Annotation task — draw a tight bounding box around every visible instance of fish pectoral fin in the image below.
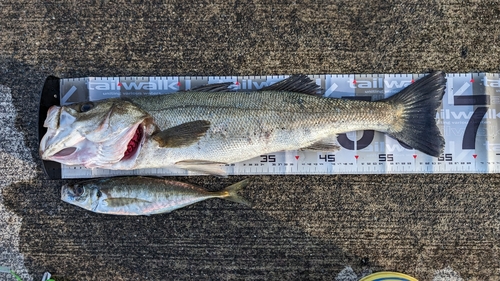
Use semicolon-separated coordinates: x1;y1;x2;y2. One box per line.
301;139;341;152
152;120;211;148
186;82;234;92
259;74;321;96
103;198;152;207
175;160;227;176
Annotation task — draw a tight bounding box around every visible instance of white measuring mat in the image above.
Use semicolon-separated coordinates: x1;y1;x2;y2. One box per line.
46;73;500;178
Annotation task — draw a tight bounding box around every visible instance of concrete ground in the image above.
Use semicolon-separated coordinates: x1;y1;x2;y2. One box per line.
1;1;499;280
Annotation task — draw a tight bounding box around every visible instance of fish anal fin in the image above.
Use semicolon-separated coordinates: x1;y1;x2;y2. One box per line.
259;74;321;96
153;120;210;148
175;160;227;176
302;140;340;152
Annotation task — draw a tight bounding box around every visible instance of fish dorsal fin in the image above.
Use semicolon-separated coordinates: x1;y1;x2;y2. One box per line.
188;82;234;92
152;120;211;148
259;74;321;95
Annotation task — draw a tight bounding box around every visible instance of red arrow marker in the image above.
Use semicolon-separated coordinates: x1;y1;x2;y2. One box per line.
355;155;359;159
295;156;299;160
473;154;477;159
352;79;357;84
117;82;122;87
177;81;181;86
470;78;475;83
411;79;415;83
413;154;417;159
235;81;240;85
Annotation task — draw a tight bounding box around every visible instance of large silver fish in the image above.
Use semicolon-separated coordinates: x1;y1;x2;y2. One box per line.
40;72;446;174
61;177;250;215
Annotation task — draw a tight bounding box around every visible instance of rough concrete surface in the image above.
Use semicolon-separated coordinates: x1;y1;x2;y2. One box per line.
0;0;499;280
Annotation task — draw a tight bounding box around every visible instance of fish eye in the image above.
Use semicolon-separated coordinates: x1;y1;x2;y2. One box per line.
74;185;84;196
96;190;102;198
80;102;94;112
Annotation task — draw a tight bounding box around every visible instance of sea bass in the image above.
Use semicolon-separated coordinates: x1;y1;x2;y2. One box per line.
40;72;446;174
61;177;250;215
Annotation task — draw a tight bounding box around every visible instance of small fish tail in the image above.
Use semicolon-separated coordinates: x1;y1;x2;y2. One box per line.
384;71;446;157
218;179;252;206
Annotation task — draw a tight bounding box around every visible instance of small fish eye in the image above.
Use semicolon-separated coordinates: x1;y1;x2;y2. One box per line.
80;102;94;112
96;190;102;198
74;185;84;196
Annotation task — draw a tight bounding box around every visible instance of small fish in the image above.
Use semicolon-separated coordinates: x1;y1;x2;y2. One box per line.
41;72;446;175
61;177;250;215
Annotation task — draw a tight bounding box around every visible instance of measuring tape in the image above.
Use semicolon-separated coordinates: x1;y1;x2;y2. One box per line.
38;73;500;179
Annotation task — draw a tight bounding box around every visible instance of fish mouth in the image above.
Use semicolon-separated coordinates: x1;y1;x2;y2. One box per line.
41;120;147;168
52;147;78;157
61;183;78;203
61;184;70;200
49;123;144;161
43;146;80;161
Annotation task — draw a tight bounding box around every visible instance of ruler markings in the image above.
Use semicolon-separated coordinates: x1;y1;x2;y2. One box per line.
55;73;500;178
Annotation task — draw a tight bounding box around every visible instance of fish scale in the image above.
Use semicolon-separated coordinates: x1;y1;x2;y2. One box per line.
132;91;393;164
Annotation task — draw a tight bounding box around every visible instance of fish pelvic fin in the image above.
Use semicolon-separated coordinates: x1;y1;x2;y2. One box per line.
153;120;211;148
301;139;341;152
217;179;252;207
384;71;446;157
174;160;228;176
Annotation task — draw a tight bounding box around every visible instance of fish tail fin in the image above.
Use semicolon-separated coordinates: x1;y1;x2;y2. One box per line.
384;71;446;157
218;179;252;207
